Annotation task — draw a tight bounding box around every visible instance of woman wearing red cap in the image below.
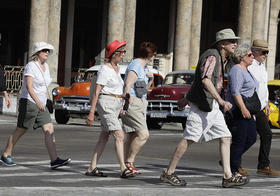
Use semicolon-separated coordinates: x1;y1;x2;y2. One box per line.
85;40;134;178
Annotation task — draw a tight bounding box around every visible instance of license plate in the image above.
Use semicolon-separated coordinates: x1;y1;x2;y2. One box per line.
150;113;167;118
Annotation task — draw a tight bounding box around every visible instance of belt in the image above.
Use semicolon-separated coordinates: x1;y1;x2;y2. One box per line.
101;94;122;98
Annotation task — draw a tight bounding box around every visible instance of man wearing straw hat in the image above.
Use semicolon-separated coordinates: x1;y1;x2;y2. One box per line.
248;39;280;176
160;28;248;188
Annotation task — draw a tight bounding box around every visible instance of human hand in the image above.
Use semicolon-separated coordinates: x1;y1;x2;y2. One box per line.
146;72;154;79
4;93;11;108
241;107;251;119
86;113;94;126
220;100;232;113
177;98;188;111
36;101;45;111
265;104;270;116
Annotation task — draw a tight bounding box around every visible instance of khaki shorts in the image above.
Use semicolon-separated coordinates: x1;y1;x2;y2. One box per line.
183;100;232;142
121;96;148;133
17;98;52;130
97;95;123;131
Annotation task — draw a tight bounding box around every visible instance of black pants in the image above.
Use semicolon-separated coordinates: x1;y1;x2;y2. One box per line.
255;110;272;169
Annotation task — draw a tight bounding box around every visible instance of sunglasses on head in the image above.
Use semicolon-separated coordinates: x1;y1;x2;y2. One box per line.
262;50;269;55
41;49;50;53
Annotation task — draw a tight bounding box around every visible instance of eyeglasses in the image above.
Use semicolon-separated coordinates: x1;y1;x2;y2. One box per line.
41;49;50;53
115;50;126;54
262;50;269;55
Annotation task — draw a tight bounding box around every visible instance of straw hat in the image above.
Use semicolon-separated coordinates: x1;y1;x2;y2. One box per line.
31;42;54;56
251;39;268;51
212;28;240;46
105;40;126;59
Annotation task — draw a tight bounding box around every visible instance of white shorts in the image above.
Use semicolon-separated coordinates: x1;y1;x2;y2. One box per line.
183;100;231;142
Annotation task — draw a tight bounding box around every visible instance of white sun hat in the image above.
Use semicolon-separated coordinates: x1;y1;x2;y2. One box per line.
31;42;54;56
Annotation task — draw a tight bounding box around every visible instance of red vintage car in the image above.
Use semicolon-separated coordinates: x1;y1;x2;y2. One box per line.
147;70;195;129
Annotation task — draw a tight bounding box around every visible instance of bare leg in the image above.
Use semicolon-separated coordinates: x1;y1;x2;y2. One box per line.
42;123;57;162
3;127;27;157
112;130;126;171
124;133;136;161
220;137;232;179
126;130;149;163
166;139;194;175
88;131;110;172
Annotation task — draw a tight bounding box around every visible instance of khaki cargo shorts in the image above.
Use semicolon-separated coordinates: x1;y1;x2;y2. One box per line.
121;96;148;133
17;98;52;130
97;95;123;131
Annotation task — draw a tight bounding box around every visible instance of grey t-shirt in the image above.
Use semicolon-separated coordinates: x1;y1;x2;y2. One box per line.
226;65;259;106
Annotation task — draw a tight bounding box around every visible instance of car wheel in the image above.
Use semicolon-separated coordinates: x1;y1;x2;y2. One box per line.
55;110;70;124
147;117;163;129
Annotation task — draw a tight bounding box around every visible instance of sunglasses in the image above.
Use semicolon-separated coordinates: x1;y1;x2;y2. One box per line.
115;50;126;54
246;53;253;57
226;39;237;44
41;49;50;53
262;50;269;55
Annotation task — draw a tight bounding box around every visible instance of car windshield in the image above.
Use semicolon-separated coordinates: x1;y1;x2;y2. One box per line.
163;73;194;85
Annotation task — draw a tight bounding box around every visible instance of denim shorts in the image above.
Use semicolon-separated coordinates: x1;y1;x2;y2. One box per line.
17;98;52;130
97;95;123;131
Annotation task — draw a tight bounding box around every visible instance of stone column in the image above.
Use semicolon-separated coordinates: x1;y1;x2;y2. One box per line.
238;0;254;44
267;0;280;80
173;0;192;71
107;0;126;45
64;0;75;86
252;0;267;41
124;0;136;62
48;0;61;88
29;0;50;55
189;0;202;67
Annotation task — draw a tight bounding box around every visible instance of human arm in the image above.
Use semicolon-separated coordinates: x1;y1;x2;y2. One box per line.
122;70;138;100
202;78;232;112
26;76;45;111
264;103;270;116
146;72;154;88
86;84;103;126
3;91;11;108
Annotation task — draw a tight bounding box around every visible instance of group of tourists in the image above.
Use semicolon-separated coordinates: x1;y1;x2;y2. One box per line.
0;28;279;188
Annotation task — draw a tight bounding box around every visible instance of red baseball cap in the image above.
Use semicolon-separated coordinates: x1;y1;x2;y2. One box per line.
105;40;126;59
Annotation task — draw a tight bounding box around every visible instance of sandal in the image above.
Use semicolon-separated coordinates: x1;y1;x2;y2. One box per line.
120;168;135;178
85;167;107;177
222;173;249;188
160;171;187;186
125;161;141;174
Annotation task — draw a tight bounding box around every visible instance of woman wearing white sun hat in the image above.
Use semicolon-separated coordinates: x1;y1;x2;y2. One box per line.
0;42;71;169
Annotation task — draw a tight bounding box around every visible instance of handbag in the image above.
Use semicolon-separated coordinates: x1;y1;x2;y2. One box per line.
134;80;147;97
242;91;261;115
46;99;53;113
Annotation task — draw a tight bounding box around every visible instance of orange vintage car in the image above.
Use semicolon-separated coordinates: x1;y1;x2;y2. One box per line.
52;64;165;124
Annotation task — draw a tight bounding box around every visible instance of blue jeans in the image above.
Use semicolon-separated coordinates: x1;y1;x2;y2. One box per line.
230;117;257;173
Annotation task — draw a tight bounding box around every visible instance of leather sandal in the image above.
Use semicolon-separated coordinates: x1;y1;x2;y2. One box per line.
85;167;107;177
120;168;135;178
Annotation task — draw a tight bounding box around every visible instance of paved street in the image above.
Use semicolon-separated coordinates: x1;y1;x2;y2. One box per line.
0;114;280;196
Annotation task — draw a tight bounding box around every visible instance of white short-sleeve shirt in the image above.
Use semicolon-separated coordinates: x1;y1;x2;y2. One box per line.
21;61;52;105
96;65;124;95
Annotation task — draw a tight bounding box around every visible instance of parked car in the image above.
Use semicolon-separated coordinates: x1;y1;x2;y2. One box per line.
267;80;280;128
146;70;195;129
52;64;164;124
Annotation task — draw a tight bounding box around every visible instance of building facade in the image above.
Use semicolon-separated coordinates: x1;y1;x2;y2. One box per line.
0;0;280;90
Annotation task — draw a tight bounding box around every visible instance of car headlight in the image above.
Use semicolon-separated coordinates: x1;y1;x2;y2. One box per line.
52;88;60;97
